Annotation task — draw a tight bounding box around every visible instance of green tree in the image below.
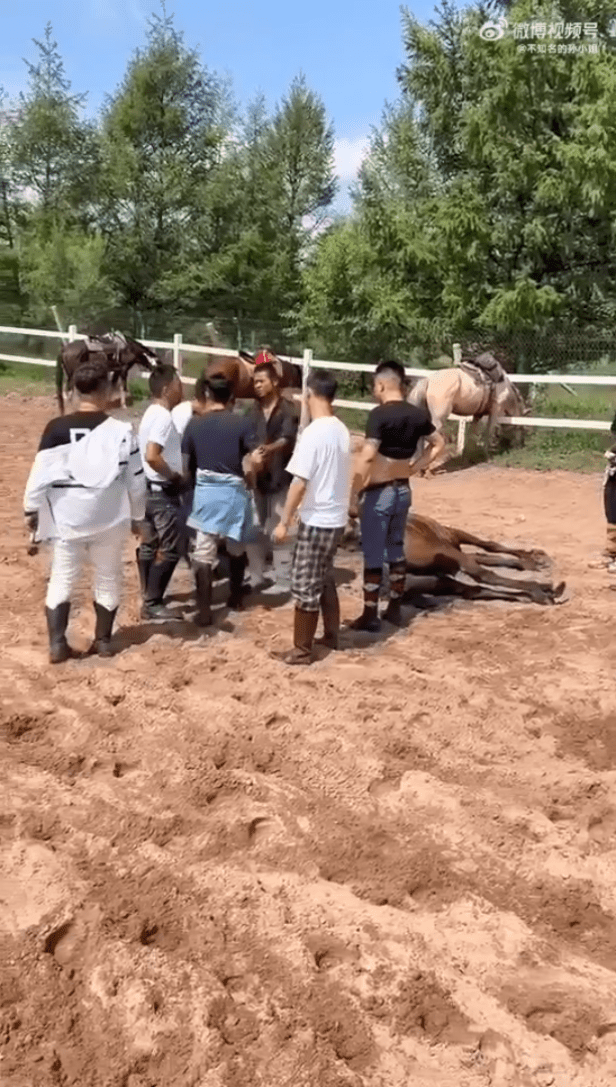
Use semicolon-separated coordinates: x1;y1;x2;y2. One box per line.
301;2;616;365
168;77;338;337
18;223;117;327
10;23;97;225
99;4;234;321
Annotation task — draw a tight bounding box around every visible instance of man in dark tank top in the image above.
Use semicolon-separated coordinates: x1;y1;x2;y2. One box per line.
349;360;436;632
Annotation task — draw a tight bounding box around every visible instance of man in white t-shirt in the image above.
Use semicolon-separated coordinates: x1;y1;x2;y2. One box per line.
137;363;185;620
171;375;211;566
272;369;351;664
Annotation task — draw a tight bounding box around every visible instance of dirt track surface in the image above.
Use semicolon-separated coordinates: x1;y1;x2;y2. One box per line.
2;393;616;1087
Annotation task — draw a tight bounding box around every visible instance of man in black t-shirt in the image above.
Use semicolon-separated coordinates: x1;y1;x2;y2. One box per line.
244;362;298;588
349;360;436;632
181;377;260;625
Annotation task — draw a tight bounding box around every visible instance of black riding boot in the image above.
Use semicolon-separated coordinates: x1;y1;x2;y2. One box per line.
91;603;118;657
45;602;73;664
382;560;407;627
349;567;382;632
193;563;213;627
136;547;153;599
228;555;246;610
142;558;179;621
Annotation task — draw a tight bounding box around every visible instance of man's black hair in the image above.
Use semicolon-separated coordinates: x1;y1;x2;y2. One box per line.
205;375;233;405
149;363;179;398
74;354;109;396
307;368;337;403
254;362;280;385
374;359;406;386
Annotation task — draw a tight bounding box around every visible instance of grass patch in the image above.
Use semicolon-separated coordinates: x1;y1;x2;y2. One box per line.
0;361;55;395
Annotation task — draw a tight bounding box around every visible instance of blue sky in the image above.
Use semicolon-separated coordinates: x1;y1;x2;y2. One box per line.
0;0;454;208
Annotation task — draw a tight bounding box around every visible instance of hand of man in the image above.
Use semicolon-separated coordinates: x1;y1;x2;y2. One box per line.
130;520;143;538
251;448;266;471
24;511;38;533
273;521;288;543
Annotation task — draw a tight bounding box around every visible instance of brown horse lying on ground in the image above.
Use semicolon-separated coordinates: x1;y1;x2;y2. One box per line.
204;348;302;400
344;513;566;606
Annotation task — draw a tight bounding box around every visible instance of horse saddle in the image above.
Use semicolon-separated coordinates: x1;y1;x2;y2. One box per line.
84;331;127;359
458;351;507;389
84;330;126;352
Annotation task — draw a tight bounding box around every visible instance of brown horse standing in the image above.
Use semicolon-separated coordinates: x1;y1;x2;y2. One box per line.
204;348;302;400
56;335;160;414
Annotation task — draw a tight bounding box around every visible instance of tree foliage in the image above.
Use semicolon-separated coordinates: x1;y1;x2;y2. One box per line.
4;2;616;368
300;1;616;366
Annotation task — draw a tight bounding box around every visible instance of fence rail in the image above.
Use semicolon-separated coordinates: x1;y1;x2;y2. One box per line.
1;325;614;452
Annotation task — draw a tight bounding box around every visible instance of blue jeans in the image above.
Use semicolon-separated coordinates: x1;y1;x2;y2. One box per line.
360;482;411;569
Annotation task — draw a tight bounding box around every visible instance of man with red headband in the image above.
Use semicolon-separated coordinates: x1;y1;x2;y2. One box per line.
245;355;298;588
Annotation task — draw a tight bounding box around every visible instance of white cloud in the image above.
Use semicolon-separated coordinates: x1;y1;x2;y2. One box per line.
334;134;370;183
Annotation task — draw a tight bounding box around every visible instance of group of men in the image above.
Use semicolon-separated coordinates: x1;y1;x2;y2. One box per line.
23;352;439;667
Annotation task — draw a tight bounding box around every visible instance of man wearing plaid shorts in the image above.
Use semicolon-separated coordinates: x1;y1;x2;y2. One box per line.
272;369;351;665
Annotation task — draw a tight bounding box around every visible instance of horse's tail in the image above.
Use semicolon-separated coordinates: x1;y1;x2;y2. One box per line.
56;351;65;415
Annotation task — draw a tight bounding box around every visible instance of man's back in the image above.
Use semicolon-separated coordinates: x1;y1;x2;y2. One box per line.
183;411;257;477
366;400;434;460
287;415;350;529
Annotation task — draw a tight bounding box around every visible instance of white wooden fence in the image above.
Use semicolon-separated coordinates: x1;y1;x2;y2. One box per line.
1;324;615;453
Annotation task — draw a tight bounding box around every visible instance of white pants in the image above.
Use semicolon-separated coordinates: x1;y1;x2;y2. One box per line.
245;489;287;583
46;523;129;610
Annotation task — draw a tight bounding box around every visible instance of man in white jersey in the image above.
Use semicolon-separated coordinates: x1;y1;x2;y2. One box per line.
23;355;146;663
272;369;351;665
171;375;210;566
137;363;185;620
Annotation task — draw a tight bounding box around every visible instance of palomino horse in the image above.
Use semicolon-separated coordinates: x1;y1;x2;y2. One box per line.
56;334;160;414
204;349;303;400
408;360;526;473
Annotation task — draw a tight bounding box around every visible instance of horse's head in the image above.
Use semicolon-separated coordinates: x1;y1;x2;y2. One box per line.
127;340;160;371
499;378;526;417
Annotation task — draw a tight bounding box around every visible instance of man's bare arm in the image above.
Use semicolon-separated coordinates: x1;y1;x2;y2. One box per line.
145;441;182;483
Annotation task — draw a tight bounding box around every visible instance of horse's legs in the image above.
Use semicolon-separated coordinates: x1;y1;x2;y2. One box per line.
460;554;559;602
474;554;525;569
446;526;548;569
403;575;537;604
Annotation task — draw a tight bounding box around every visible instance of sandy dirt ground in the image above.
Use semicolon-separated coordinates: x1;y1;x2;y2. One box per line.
2;392;616;1087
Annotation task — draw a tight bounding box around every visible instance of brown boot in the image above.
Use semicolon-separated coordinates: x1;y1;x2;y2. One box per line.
272;608;319;665
314;580;340;649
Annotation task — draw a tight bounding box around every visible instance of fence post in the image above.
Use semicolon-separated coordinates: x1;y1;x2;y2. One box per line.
299;348;312;436
453;342;462;364
68;324;77;343
173;332;183;377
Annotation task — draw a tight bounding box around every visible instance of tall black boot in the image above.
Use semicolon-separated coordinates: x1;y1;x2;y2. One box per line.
228;554;246;611
91;602;118;657
193;563;213;627
45;602;74;664
136;547;153;599
349;567;382;632
382;560;407;627
142;558;179;621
